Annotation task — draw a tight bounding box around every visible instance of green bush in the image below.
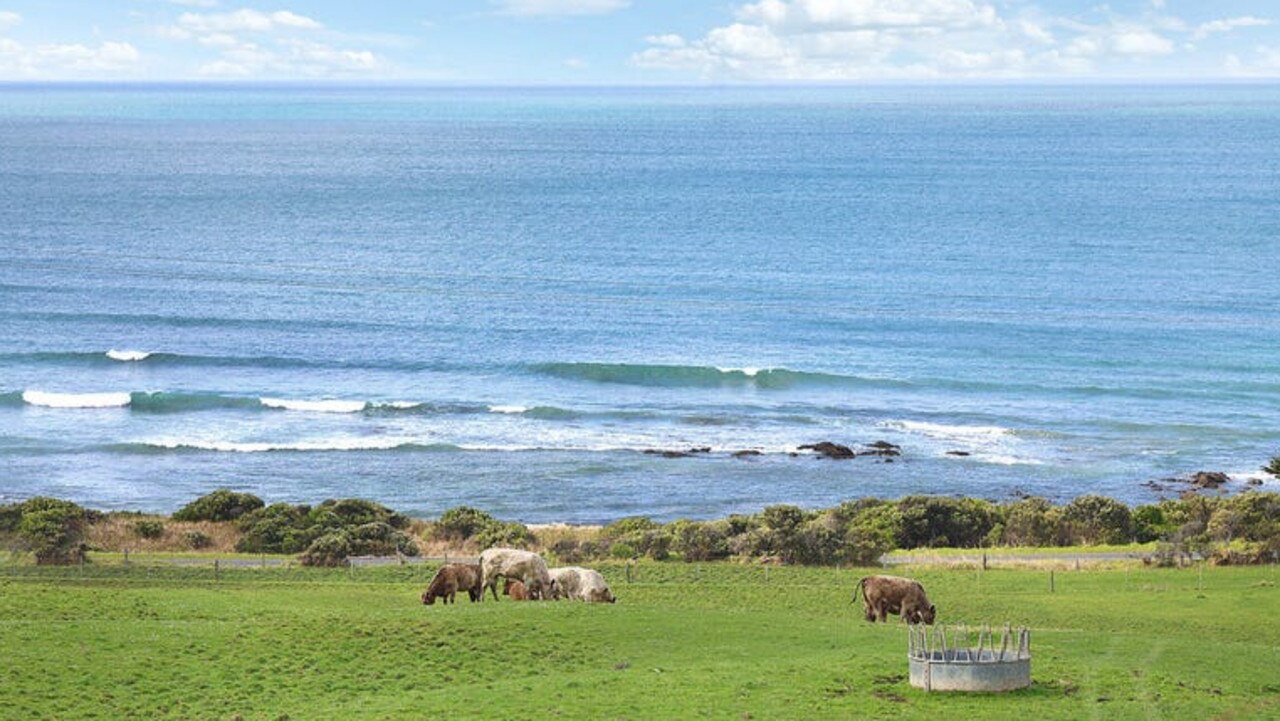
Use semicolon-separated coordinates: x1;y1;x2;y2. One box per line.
433;506;499;540
897;496;1000;548
299;532;352;567
183;530;213;550
473;521;534;549
1061;495;1133;545
668;520;730;562
173;490;264;522
603;516;660;538
132;520;165;539
235;503;315;554
15;497;92;565
1131;505;1170;544
610;542;637;560
1002;497;1059;546
1262;455;1280;478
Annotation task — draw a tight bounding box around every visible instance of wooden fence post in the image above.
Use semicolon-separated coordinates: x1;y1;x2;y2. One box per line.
1049;570;1055;593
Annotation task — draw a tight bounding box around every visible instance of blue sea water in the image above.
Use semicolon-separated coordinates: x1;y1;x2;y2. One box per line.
1;84;1278;522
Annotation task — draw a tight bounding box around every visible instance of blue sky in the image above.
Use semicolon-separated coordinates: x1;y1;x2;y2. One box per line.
0;1;1278;82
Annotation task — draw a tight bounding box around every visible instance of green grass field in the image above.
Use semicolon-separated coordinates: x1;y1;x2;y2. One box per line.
2;560;1277;720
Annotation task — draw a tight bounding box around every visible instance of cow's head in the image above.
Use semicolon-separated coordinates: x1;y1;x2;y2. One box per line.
920;604;937;625
421;590;436;606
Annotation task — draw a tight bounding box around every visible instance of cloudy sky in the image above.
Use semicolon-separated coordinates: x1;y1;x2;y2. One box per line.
0;0;1278;82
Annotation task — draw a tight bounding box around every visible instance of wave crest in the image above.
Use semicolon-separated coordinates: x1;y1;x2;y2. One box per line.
22;390;132;408
531;362;852;389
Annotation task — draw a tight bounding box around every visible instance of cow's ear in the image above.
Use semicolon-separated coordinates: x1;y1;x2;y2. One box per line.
930;604;936;613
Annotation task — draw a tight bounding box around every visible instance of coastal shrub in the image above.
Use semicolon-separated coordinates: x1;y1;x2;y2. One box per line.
433;506;499;541
349;522;419;556
299;532;352;567
787;514;844;565
897;496;1000;548
183;530;213;550
610;542;637;560
473;521;534;550
1262;456;1280;478
132;520;165;540
430;506;531;549
235;503;314;554
841;503;901;565
1220;492;1280;545
1001;497;1059;546
603;516;660;539
173;489;264;523
668;520;730;562
758;505;811;536
15;497;92;565
310;499;407;531
1061;495;1133;545
0;502;22;534
549;538;604;563
1131;505;1171;544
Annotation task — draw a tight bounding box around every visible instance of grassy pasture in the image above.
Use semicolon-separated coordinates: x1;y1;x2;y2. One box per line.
1;560;1277;720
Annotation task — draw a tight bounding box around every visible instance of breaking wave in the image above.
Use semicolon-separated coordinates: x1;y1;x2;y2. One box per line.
530;362;859;389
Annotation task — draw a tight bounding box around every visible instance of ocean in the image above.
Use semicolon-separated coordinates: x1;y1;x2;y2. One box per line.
2;83;1278;523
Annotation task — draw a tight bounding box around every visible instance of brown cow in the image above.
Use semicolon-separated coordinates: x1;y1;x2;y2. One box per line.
421;563;482;605
503;578;530;601
852;575;936;625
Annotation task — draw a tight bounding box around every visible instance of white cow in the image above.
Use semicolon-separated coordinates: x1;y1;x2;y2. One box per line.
548;566;616;603
480;548;552;601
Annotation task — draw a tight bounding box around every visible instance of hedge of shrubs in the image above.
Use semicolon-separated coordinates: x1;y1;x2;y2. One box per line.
4;487;1279;566
542;492;1280;566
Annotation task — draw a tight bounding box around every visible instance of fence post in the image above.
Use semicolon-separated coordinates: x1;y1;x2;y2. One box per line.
214;559;220;583
1198;562;1203;593
982;553;988;571
625;561;631;584
1049;570;1055;593
123;548;129;566
348;557;354;580
765;565;770;584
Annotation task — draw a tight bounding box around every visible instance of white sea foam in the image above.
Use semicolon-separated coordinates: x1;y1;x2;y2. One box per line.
22;390;132;408
106;349;151;362
969;453;1045;466
1227;470;1270;484
488;404;530;414
716;366;762;377
384;401;424;410
879;419;1012;441
141;436;418;453
259;397;367;413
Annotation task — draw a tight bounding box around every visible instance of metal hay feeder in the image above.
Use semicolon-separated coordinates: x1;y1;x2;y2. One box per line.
907;624;1031;692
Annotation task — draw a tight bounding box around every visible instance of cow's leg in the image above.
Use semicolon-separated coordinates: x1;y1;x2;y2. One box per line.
877;603;888;622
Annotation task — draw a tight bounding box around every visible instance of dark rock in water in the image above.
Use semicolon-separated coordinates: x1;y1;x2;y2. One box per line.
1247;477;1264;486
798;441;856;459
946;450;972;457
732;450;763;458
1189;471;1230;489
643;449;693;459
689;447;711;454
861;441;902;457
1141;480;1169;492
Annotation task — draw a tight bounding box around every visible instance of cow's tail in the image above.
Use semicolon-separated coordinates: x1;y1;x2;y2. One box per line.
851;577;865;604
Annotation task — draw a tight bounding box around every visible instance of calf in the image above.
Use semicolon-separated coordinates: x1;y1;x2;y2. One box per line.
421;563;482;605
853;575;936;624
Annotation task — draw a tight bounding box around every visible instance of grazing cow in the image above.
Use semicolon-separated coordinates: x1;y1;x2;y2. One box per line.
503;578;530;601
421;563;482;605
548;566;617;603
852;575;936;625
480;548;553;600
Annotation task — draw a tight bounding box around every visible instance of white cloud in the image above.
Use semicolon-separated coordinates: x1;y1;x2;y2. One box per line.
176;8;322;34
737;0;998;32
1193;16;1271;41
156;6;382;78
1110;30;1173;56
633;0;1249;79
0;10;21;32
0;39;140;76
492;0;629;17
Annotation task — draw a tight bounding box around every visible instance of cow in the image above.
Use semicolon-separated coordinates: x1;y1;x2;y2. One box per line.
503;578;530;601
852;575;936;625
548;566;617;603
479;548;553;600
421;563;482;605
